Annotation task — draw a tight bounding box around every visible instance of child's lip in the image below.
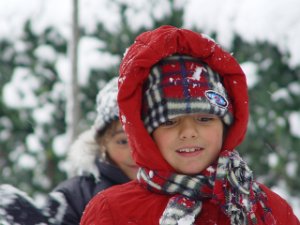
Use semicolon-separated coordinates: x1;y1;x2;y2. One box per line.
176;146;204;156
176;146;204;154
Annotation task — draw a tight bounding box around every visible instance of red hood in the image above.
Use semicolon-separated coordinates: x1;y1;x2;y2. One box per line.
118;25;249;171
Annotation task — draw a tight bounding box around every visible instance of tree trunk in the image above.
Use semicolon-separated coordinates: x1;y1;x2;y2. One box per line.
67;0;81;145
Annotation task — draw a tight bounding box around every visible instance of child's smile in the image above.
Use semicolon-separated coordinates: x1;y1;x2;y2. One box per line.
176;146;204;156
152;114;224;175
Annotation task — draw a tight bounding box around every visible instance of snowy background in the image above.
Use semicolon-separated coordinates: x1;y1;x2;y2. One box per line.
0;0;299;218
1;0;300;67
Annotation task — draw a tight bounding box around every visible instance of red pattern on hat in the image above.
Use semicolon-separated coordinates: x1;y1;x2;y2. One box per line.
142;55;233;133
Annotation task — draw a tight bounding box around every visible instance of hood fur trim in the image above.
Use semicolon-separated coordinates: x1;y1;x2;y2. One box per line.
66;128;99;179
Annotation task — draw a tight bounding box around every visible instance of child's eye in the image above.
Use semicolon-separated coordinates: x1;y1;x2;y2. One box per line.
196;117;214;122
160;119;177;127
116;138;128;145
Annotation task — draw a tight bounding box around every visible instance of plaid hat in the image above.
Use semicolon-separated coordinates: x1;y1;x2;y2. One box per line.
93;77;119;132
142;55;233;133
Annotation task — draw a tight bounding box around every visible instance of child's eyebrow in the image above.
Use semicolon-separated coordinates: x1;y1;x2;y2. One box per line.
112;129;125;136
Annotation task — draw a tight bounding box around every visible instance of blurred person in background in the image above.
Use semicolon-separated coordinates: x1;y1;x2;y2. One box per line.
51;76;138;225
0;77;138;225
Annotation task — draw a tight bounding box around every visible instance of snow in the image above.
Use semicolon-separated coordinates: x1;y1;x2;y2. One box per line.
17;154;37;169
289;82;300;95
0;184;68;225
271;88;290;102
26;134;43;153
52;133;68;157
0;0;71;40
34;45;57;63
184;0;300;67
240;62;259;89
121;115;127;123
125;4;154;31
0;184;35;206
55;55;71;83
0;0;299;219
33;103;56;124
1;0;299;68
0;118;12;141
289;112;300;138
79;0;121;33
268;153;279;168
192;67;202;81
286;161;297;177
78;37;120;85
3;67;39;108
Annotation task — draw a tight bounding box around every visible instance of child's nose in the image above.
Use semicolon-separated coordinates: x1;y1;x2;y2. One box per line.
179;119;198;140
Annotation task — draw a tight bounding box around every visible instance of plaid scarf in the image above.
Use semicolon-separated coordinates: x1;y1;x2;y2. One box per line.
137;150;276;225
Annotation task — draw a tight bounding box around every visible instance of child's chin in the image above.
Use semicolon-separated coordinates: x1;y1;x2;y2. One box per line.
176;168;205;175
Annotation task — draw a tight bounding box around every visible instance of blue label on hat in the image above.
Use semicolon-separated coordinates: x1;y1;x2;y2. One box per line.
205;90;228;108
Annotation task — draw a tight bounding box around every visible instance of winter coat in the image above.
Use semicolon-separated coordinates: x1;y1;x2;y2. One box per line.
51;129;130;225
80;26;300;225
53;160;129;225
81;181;299;225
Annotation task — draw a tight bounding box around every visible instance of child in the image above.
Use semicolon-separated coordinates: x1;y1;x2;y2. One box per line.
80;26;299;225
0;77;137;225
51;77;138;224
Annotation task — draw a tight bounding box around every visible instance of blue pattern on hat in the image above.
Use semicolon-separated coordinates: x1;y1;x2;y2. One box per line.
179;56;192;113
142;55;233;133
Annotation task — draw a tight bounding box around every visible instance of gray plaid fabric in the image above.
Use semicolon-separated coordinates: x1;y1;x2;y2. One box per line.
159;196;202;225
161;174;213;199
137;168;213;225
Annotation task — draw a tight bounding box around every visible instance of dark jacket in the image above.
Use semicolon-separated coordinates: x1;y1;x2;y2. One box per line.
0;184;62;225
53;160;129;225
50;129;130;225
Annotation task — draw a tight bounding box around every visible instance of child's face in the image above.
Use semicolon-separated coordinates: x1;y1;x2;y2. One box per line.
152;114;223;175
103;121;138;180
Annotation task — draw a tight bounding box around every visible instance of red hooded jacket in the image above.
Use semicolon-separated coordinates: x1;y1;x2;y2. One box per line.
80;26;299;225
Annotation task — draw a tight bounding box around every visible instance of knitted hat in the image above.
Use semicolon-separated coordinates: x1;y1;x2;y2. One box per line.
93;77;119;132
142;55;233;133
